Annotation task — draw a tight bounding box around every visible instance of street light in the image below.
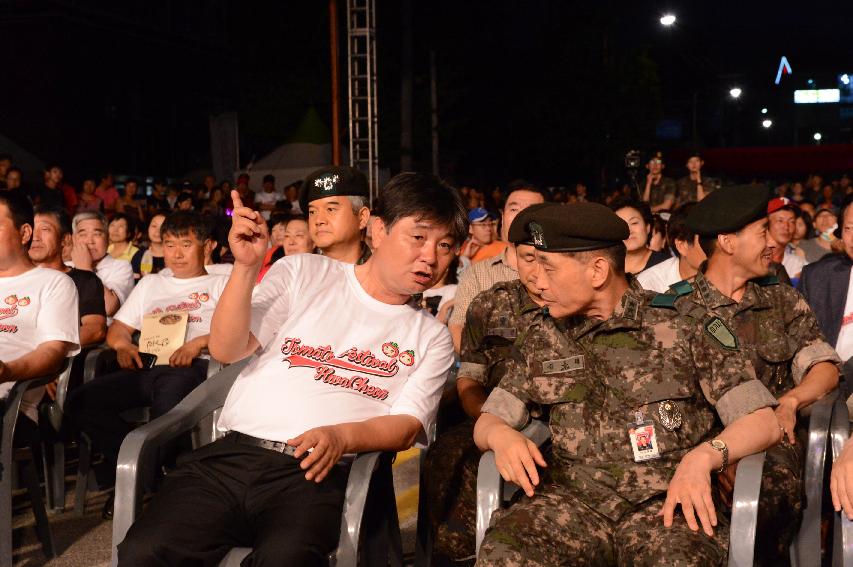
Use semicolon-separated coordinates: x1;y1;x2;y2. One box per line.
761;107;768;114
660;14;676;26
813;132;822;141
762;119;773;129
729;87;743;99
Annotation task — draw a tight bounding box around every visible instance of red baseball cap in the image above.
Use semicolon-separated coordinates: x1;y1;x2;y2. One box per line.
767;197;799;215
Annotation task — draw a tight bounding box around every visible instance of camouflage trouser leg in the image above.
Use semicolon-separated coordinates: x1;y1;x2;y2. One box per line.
753;441;804;567
423;419;480;561
614;497;729;567
476;484;613;567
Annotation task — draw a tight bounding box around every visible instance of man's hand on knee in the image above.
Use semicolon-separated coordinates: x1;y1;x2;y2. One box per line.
289;425;347;483
660;449;718;537
488;425;547;498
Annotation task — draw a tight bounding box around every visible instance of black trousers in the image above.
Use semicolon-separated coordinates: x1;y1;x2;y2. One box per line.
117;434;351;567
65;359;208;487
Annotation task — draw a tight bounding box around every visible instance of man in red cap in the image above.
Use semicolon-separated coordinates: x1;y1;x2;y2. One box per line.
767;197;807;281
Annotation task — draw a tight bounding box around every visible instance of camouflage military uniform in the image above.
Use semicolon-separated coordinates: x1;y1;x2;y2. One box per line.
675;176;720;208
477;280;778;567
646;176;677;210
424;279;541;562
671;270;841;566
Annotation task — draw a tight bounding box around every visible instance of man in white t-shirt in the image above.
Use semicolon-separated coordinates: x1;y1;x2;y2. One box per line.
254;174;282;221
118;173;466;566
637;203;705;293
66;212;229;509
0;192;80;446
70;211;135;316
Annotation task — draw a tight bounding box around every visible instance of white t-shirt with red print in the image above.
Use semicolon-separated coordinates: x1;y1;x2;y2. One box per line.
0;266;81;421
217;254;454;447
114;273;229;342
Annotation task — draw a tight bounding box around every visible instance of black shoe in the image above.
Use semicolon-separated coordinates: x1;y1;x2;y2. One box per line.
102;492;114;520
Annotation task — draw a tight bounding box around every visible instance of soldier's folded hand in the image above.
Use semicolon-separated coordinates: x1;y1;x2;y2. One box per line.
489;425;547;498
660;450;718;537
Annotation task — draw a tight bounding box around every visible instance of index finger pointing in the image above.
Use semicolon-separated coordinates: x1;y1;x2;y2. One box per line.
231;190;244;210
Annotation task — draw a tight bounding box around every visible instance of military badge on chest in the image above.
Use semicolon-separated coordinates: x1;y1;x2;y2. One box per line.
627;410;660;462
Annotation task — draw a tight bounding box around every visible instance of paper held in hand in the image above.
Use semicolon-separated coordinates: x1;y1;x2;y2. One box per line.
140;312;189;365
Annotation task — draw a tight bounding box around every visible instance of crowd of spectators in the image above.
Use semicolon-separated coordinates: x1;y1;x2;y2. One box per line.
2;148;853;564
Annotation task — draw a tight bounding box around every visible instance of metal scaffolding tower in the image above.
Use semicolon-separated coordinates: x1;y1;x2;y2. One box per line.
346;0;380;203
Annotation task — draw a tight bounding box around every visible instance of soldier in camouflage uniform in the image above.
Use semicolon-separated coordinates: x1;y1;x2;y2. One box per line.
474;202;781;567
674;185;841;566
642;152;677;212
675;152;720;208
424;205;548;564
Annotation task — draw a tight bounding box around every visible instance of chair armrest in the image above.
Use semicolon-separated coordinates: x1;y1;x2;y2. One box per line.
111;357;251;565
334;451;382;566
474;419;552;554
83;346;112;384
727;451;766;567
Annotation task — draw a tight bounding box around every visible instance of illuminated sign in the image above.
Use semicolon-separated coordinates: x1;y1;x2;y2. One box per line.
794;89;840;104
775;56;792;85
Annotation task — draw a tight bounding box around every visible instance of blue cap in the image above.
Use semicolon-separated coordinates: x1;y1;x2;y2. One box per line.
468;207;490;223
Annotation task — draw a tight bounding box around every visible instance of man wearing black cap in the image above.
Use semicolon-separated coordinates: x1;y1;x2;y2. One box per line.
674;185;840;565
474;202;781;566
423;203;549;563
300;165;372;265
641;152;677;212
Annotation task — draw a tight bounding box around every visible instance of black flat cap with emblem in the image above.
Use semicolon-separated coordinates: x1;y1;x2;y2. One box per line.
299;165;370;213
507;202;562;245
522;202;630;252
684;184;771;237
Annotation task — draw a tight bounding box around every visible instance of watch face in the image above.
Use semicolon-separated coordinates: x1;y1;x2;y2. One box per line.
711;439;726;450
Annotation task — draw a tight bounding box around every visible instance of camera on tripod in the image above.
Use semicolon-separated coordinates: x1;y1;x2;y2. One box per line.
623;150;642;199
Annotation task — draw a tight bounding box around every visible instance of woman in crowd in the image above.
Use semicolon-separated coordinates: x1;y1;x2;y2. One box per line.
76;178;103;213
422;254;460;324
108;213;143;279
790;210;813;260
139;212;167;276
611;197;670;275
800;207;838;263
115;178;146;222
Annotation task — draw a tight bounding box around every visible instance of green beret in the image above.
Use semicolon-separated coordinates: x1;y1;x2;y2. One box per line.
523;202;629;252
507;203;561;245
685;184;770;237
299;166;370;213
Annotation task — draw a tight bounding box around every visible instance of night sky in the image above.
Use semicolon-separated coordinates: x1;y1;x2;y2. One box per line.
1;1;851;190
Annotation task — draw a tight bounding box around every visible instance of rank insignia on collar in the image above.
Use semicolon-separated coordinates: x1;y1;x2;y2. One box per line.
529;222;546;247
314;175;339;191
704;316;738;350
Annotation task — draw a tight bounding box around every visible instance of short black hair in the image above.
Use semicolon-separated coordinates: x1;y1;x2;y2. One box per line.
566;242;626;277
505;179;550;202
263;174;275;184
34;205;72;237
125;178;139;186
0;191;34;230
666;203;697;258
176;191;194;204
110;213;138;238
374;173;468;244
0;154;11;163
609;197;653;227
7;166;22;176
161;211;212;242
268;213;290;231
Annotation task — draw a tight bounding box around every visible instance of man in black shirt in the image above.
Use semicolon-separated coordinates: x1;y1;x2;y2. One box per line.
29;206;107;347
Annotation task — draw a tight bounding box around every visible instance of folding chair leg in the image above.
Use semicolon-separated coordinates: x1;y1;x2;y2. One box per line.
75;435;92;517
51;440;66;512
20;453;56;558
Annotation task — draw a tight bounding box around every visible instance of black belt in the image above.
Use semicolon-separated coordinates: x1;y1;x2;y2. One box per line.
229;432;300;457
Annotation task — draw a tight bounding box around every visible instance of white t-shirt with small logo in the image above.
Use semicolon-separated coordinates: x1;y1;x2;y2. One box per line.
0;267;81;421
114;273;229;342
217;254;454;446
836;276;853;363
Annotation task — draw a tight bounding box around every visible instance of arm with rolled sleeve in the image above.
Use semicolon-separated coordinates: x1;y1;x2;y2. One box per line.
456;290;493;418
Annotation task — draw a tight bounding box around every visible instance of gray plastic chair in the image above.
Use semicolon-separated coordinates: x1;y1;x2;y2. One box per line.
1;362;69;567
74;347;223;515
110;358;403;567
474;419;551;554
38;356;76;512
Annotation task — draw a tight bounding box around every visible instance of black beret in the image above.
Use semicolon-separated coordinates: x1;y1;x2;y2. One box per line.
523;202;629;252
508;202;561;245
685;184;770;237
299;166;370;213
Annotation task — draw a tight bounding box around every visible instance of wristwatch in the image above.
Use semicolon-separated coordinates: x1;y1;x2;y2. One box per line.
707;439;728;473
